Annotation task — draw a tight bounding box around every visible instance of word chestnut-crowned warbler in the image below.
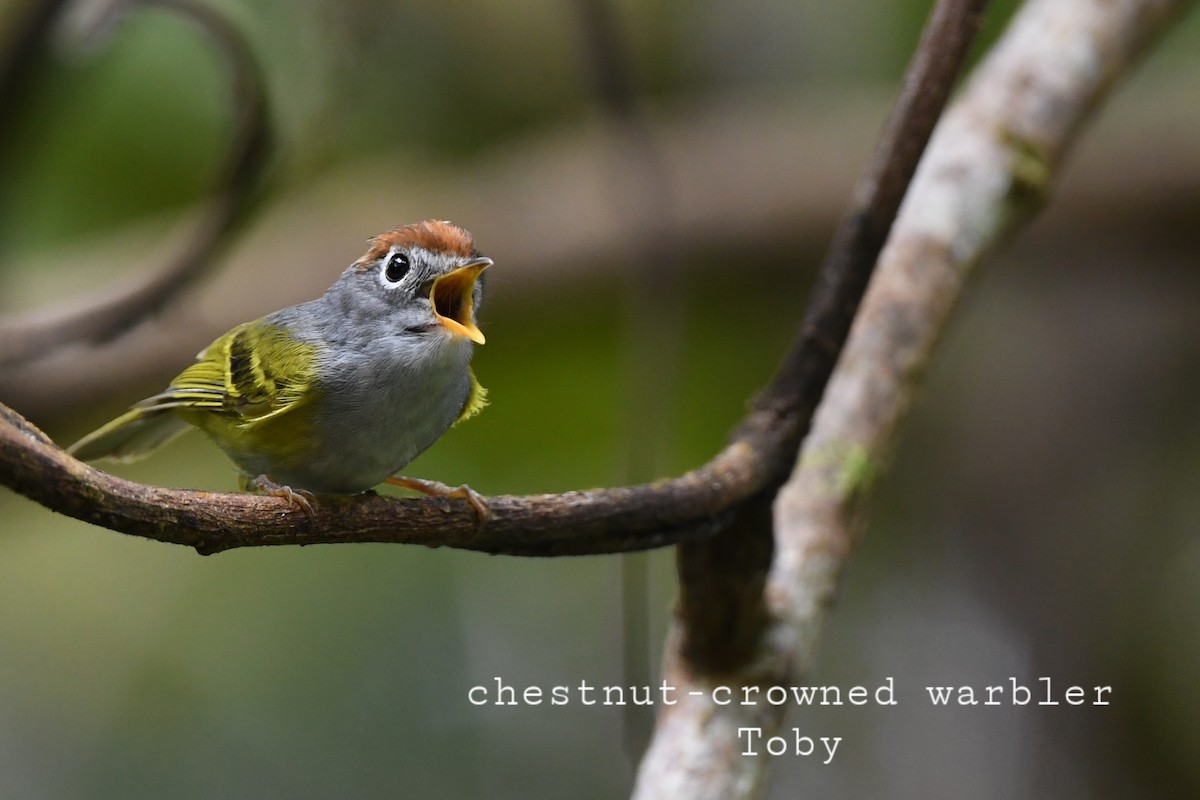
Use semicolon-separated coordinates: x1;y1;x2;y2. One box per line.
68;220;492;515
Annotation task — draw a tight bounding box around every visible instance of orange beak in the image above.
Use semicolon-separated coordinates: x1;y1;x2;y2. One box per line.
431;257;491;344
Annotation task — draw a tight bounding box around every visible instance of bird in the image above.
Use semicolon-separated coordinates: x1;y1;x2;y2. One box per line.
67;219;492;518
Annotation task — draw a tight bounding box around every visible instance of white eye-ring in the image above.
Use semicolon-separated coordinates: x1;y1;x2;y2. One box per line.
381;250;410;286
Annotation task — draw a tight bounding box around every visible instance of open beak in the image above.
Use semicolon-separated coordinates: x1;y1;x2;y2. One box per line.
431;257;491;344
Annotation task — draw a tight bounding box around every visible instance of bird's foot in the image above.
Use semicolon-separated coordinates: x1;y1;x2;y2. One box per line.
244;474;318;520
384;476;491;523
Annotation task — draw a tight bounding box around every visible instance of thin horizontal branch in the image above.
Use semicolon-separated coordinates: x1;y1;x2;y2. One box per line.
0;0;273;365
0;402;773;556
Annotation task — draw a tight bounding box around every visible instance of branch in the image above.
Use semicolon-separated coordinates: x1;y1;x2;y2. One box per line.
0;0;73;116
0;401;769;556
770;0;1196;676
0;0;273;365
633;0;1194;798
633;0;989;793
673;0;990;674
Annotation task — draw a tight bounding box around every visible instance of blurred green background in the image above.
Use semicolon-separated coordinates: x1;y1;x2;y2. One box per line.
2;0;1199;797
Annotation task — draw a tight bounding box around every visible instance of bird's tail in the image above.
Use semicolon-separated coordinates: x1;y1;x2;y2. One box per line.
67;407;191;463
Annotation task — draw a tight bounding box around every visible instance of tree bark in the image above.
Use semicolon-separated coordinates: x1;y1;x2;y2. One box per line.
632;0;1195;797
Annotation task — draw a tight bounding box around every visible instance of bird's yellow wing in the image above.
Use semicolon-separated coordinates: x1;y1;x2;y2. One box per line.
67;321;318;462
141;321;318;423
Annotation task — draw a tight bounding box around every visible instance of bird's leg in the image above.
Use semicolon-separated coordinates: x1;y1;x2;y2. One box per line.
243;474;318;520
384;476;491;522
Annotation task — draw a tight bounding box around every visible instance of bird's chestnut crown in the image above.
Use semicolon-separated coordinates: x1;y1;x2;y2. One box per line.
356;220;478;268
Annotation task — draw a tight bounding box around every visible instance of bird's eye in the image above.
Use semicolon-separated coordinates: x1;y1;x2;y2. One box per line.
383;252;410;284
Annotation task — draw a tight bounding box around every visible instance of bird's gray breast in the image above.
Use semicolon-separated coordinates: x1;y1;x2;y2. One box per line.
300;333;473;493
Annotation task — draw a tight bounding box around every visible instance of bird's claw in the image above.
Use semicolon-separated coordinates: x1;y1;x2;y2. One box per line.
384;476;491;525
244;474;318;520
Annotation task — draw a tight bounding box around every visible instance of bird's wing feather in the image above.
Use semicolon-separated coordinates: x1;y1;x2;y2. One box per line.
66;405;192;462
69;321;319;463
138;322;318;422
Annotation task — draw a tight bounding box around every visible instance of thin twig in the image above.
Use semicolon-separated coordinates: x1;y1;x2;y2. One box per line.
0;0;73;118
0;0;273;364
572;0;680;766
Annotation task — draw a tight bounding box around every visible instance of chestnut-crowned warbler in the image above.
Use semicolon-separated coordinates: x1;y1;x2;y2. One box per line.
68;219;492;515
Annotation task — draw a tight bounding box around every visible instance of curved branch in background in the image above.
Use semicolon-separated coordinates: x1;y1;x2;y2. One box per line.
633;1;1194;798
0;0;273;365
0;0;74;114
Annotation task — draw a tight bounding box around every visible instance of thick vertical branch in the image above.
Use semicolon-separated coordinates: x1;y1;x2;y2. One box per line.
673;0;989;678
636;0;989;792
768;0;1196;692
634;0;1194;798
